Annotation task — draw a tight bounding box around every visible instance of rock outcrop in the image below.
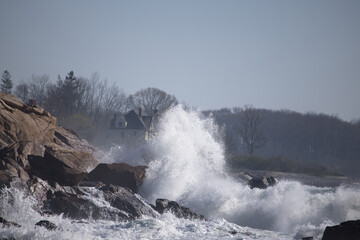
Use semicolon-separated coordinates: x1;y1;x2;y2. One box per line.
43;184;156;221
87;163;147;192
322;220;360;240
152;198;205;220
0;92;98;186
248;176;277;189
231;171;277;189
0;93;205;225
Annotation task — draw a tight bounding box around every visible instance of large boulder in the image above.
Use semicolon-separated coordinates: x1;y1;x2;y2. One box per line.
0;93;56;147
0;92;98;186
87;163;147;192
322;220;360;240
43;184;156;221
152;198;205;220
100;184;157;219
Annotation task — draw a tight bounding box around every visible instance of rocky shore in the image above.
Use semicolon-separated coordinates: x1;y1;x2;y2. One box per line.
0;92;203;232
0;92;358;240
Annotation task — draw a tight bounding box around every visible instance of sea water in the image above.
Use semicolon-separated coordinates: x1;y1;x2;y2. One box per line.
1;105;360;239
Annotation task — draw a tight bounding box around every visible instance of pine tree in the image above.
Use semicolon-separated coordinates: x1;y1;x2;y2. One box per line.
1;70;13;93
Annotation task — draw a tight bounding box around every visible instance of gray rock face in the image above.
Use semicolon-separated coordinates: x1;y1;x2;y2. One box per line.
152;199;205;220
322;220;360;240
43;184;156;221
87;163;147;193
44;189;129;221
100;185;157;219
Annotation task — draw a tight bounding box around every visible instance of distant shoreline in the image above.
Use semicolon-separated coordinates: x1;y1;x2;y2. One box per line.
229;169;360;188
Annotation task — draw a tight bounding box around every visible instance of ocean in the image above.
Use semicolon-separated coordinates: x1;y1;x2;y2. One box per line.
1;105;360;239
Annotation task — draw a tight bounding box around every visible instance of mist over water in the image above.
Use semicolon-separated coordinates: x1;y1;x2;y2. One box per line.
113;105;360;235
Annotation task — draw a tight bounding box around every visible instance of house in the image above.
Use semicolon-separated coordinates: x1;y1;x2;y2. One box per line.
109;108;158;143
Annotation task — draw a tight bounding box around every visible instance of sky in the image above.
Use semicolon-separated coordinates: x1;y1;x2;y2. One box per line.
0;0;359;121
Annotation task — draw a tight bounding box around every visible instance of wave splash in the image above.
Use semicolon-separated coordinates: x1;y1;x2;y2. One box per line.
106;105;360;235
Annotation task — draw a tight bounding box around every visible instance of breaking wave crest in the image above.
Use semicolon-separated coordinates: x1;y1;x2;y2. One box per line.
107;105;360;237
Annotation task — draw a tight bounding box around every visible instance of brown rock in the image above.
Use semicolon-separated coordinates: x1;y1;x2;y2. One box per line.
88;163;147;192
0;92;98;187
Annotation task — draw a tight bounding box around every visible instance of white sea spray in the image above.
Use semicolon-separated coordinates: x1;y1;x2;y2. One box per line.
2;105;359;239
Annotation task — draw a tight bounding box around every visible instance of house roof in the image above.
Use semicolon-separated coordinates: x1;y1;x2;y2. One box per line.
124;109;148;130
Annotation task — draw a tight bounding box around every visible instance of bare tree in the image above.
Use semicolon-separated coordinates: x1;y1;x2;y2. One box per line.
14;82;29;102
28;74;49;107
239;105;267;155
126;87;178;114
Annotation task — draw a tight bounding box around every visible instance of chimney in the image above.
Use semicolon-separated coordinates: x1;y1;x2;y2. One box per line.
139;108;142;118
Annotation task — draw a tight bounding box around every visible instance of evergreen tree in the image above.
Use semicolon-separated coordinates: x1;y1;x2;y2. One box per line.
63;71;80;115
1;70;13;93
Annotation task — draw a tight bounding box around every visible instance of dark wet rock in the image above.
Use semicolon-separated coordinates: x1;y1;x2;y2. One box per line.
248;176;277;189
43;189;127;221
35;220;57;231
43;184;156;221
100;184;156;219
152;198;205;220
229;230;237;235
322;220;360;240
0;217;21;228
87;163;147;193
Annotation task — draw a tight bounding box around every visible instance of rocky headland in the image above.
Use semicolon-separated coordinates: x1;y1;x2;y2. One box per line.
0;92;358;240
0;92;203;231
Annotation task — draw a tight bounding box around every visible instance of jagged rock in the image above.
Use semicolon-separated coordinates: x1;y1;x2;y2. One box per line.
43;184;156;221
87;163;147;192
152;199;205;220
0;93;56;147
248;176;277;189
43;189;125;220
322;220;360;240
35;220;57;231
100;184;156;219
0;92;98;187
0;217;21;228
0;93;164;224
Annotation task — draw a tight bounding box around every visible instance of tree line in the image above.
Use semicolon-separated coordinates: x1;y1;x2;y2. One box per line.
2;69;359;176
205;107;360;177
1;70;178;141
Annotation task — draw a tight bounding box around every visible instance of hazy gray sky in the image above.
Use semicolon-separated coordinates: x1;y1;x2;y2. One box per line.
0;0;359;121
